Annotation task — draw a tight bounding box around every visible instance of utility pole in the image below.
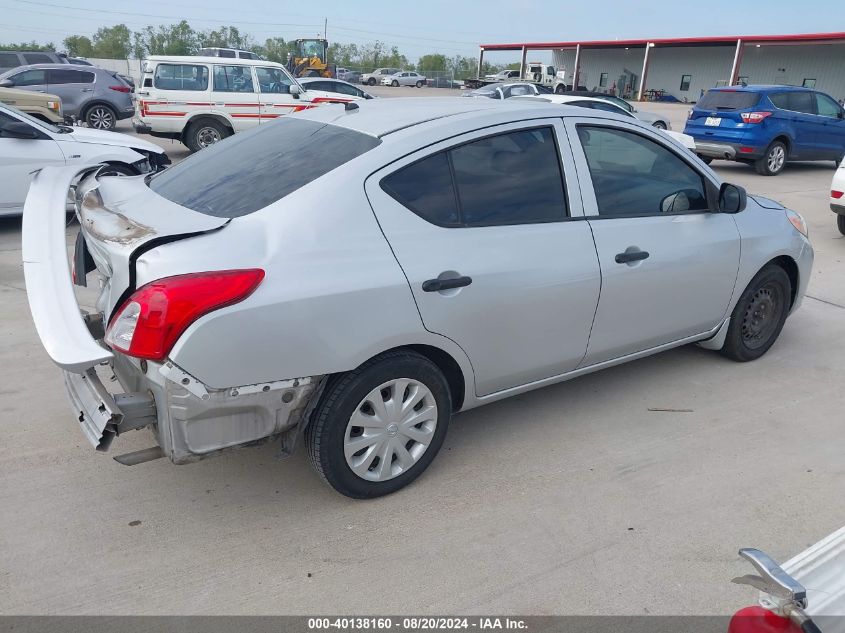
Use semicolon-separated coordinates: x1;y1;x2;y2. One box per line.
324;18;328;40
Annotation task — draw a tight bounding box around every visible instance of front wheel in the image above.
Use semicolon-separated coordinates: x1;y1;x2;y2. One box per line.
652;121;667;130
837;214;845;236
415;80;423;88
720;265;792;362
391;80;399;87
555;84;565;94
85;105;116;130
755;140;787;176
367;77;376;86
306;351;452;498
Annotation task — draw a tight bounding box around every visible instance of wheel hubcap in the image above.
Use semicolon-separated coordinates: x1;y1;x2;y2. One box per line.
741;284;783;349
89;108;113;129
197;127;221;148
344;378;438;482
768;146;785;172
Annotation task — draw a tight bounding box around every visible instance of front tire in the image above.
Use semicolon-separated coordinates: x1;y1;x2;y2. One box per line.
755;140;787;176
84;104;116;130
720;265;792;362
391;80;399;87
98;163;137;177
184;119;230;152
652;121;667;130
555;84;565;94
367;77;376;86
306;351;452;498
415;80;423;88
837;214;845;236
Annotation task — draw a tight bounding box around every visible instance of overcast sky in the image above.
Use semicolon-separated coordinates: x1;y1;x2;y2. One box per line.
1;0;842;61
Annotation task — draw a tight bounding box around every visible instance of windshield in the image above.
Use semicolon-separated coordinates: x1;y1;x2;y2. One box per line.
0;102;61;133
697;90;761;110
300;40;324;58
149;117;381;218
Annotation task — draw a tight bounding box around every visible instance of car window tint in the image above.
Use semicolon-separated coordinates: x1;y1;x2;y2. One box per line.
697;90;760;110
11;69;46;86
23;53;52;64
218;50;236;58
381;152;459;226
48;69;92;84
577;125;708;217
787;92;815;114
768;93;790;110
150;118;381;218
255;67;291;93
332;82;359;96
213;65;254;92
452;128;566;226
153;64;209;91
816;93;841;117
0;53;19;68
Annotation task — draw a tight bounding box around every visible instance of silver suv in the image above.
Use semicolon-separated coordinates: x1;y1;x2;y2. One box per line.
0;64;134;129
0;50;67;73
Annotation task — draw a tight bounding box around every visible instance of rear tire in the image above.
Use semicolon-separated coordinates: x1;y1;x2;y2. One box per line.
84;104;116;130
837;214;845;236
306;350;452;498
720;265;792;362
184;119;230;152
754;140;787;176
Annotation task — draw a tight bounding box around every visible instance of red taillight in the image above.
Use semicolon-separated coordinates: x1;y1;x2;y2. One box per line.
832;190;844;199
109;84;131;93
728;606;801;633
741;111;772;124
105;269;265;361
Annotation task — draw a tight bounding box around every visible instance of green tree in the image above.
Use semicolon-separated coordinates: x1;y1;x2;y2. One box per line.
63;35;94;58
0;41;55;52
256;37;294;64
133;21;198;57
91;24;132;59
417;53;448;73
199;26;254;51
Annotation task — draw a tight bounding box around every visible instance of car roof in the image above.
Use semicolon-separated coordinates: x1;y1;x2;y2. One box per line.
709;84;814;93
145;55;282;67
293;96;625;138
1;63;98;71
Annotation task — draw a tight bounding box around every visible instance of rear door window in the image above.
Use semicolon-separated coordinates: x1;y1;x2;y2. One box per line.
0;52;20;69
769;91;815;114
697;90;760;110
153;64;209;91
22;52;52;65
149;118;381;217
213;65;254;92
382;126;567;227
48;69;94;84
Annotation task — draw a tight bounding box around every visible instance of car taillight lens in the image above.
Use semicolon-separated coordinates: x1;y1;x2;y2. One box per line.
109;84;131;93
105;269;265;361
832;190;844;199
740;111;772;124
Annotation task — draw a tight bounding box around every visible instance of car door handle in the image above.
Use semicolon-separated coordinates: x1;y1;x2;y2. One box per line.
615;250;650;264
81;88;93;92
422;276;472;292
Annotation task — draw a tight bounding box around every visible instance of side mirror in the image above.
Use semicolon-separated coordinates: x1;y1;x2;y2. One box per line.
290;84;302;99
0;79;14;88
719;182;747;214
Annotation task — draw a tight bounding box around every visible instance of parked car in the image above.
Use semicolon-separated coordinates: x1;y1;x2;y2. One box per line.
197;47;262;60
339;70;362;84
0;50;67;74
483;69;521;82
0;102;168;217
512;94;694;150
728;526;845;633
23;98;812;498
0;86;63;123
560;90;671;129
463;82;552;99
133;55;342;152
381;71;427;87
427;76;461;89
831;160;845;235
684;85;845;175
299;77;374;99
360;68;400;86
0;64;133;130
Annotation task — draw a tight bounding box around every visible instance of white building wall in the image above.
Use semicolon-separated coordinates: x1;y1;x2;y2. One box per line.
737;43;845;101
552;48;645;94
644;45;736;102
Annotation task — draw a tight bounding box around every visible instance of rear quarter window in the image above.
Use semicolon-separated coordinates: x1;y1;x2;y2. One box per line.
697;90;760;110
149;118;381;217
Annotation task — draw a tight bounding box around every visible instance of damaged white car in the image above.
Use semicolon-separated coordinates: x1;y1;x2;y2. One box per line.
24;98;812;498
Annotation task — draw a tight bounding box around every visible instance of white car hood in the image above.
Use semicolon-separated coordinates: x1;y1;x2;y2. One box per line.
57;127;164;154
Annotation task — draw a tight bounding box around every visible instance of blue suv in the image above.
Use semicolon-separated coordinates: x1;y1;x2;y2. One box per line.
684;85;845;176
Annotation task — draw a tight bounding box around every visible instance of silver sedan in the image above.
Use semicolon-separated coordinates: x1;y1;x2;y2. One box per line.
24;98;813;498
381;71;427;87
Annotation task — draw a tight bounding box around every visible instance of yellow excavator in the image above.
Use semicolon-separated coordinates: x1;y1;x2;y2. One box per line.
287;38;336;78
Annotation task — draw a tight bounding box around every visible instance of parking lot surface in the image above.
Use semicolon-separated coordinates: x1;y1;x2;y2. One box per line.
1;95;843;615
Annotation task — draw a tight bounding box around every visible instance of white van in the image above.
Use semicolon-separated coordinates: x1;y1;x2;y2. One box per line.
133;56;360;151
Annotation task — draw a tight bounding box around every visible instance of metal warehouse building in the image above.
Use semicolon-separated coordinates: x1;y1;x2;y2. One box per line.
477;32;845;102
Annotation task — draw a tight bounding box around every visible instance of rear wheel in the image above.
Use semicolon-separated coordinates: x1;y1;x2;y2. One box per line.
755;140;787;176
720;265;791;362
391;80;399;87
367;77;376;86
837;214;845;236
184;119;230;152
306;350;452;498
84;104;116;130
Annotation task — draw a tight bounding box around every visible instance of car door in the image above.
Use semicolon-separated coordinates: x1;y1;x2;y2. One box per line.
254;66;300;122
0;109;64;214
365;120;602;396
769;91;820;158
211;64;260;130
565;118;741;366
46;68;95;116
5;68;48;94
814;92;845;159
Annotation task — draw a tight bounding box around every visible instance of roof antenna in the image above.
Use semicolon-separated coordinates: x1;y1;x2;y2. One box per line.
345;102;359;112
